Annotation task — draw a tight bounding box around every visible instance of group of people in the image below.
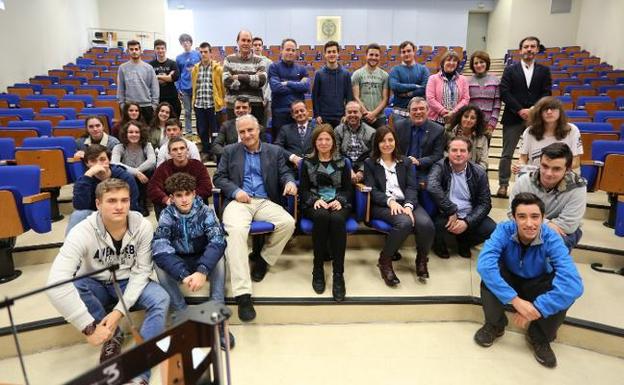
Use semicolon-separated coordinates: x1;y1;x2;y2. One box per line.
44;33;588;380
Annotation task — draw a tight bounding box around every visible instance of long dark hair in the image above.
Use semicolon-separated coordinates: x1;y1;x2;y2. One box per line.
529;96;570;141
308;124;337;159
119;120;149;147
371;125;401;161
121;101;146;125
448;105;486;138
83;115;106;139
150;101;176;130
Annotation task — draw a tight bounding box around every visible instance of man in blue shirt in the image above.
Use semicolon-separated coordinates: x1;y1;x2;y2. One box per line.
312;41;353;128
213;114;297;322
176;33;201;135
389;41;429;123
475;192;583;368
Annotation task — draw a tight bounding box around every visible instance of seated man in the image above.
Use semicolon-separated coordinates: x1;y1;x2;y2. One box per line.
427;137;496;259
66;144;139;235
152;172;234;347
274;99;315;170
334;100;376;183
156;118;201;166
395;97;445;183
47;179;169;385
212;95;267;157
148;137;212;218
509;142;586;251
213;114;297;322
475;192;583;368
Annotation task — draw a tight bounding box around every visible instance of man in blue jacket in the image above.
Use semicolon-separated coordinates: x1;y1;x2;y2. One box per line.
475;192;583;368
312;41;353;128
389;41;429;122
66;144;139;235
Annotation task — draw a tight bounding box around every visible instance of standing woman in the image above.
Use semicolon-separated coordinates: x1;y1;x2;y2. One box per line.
467;51;501;136
426;51;470;125
446;105;490;170
111;101;146;137
364;126;435;284
75;115;120;159
300;124;352;302
149;102;176;150
111;120;156;216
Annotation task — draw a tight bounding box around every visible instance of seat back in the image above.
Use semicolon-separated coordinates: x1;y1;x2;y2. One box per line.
57;119;86;128
0;189;26;237
15;148;69;188
40;107;77;120
53;127;84;139
8;120;53;136
35;114;65;126
0;129;39;146
0;108;35;120
598;154;624;194
0;137;15;160
0;115;21;126
580;132;619;161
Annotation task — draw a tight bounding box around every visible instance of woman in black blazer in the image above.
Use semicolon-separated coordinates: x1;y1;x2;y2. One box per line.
364;126;435;285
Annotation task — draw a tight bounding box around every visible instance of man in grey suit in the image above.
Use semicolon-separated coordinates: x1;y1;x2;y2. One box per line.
274;100;315;170
395;97;445;183
212;96;267;157
213;114;297;322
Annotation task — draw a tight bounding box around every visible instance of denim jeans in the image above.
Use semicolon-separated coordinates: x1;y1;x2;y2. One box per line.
181;91;194;134
155;257;226;311
65;209;94;236
194;106;218;155
74;278;170;382
562;227;583;252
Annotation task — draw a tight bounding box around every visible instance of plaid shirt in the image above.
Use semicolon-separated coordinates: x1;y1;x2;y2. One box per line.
346;128;366;163
194;64;214;109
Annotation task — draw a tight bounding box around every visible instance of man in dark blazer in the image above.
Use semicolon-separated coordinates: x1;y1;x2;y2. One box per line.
394;97;445;183
497;36;552;197
212;96;267;157
213;114;297;322
274;100;315;170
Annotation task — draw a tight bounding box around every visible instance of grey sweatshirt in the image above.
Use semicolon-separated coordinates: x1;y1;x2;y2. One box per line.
509;170;587;234
117;60;160;107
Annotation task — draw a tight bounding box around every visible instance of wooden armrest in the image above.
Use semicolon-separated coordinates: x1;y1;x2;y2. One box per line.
23;192;51;204
67;157;83;163
0;160;17;165
580;160;604;167
355;183;371;192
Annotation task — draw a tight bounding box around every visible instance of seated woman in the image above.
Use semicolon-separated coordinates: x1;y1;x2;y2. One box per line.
446;105;489;170
426;51;470;125
513;96;583;174
363;126;435;284
300;124;352;302
75;115;120;159
111;120;156;216
467;51;500;137
149;102;176;151
111;101;146;138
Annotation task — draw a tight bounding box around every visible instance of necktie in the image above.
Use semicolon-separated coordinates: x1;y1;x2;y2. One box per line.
299;125;306;139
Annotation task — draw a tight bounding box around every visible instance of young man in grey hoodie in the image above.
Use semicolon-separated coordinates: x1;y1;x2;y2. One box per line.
509;142;586;250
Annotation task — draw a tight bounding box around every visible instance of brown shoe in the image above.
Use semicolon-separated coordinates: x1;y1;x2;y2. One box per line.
496;185;508;198
377;253;400;287
415;254;429;279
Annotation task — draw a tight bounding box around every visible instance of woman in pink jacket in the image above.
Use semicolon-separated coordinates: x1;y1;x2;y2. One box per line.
426;51;470;125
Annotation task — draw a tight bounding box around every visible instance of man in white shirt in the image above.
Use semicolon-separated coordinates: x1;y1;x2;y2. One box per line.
156;118;201;166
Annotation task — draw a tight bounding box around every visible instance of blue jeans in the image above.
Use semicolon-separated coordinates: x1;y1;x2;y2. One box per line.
74;278;169;381
194;107;218;155
155;257;226;311
65;209;94;236
181;91;193;134
562;227;583;252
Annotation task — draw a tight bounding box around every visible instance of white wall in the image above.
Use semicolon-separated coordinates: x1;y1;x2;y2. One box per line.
485;0;512;57
97;0;166;35
0;0;98;91
576;0;624;69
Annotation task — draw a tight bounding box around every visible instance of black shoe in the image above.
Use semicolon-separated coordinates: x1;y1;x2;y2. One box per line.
312;269;326;294
526;334;557;368
140;207;150;217
219;324;236;350
100;330;123;363
251;257;268;282
432;243;450;259
235;294;256;322
248;251;259;262
474;323;505;347
458;246;472;259
332;273;346;302
392;251;402;261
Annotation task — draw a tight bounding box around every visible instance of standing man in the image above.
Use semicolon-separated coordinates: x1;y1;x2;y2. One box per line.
117;40;159;125
334;101;376;183
176;33;201;135
312;41;353;128
389;41;429;123
352;43;390;128
191;42;225;162
150;39;181;118
252;37;273;128
475;192;583;368
274;100;315;170
497;36;552;197
47;179;169;385
223;30;268;124
268;38;310;136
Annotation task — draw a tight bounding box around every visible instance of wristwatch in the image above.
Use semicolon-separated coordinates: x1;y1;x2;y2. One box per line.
82;320;97;336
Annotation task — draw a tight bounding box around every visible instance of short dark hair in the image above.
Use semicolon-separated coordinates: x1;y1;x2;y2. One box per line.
540;142;573;169
84;144;109;163
154;39;166;49
324;41;340;52
165;118;181;129
448;105;486;139
281;38;297;48
469;50;491;72
167;136;187;152
127;40;141;49
371;126;401;161
178;33;193;44
290;99;306;110
511;192;545;216
366;43;381;54
519;36;540;49
399;41;415;51
165;172;196;195
235;95;250;105
199;42;211;50
252;37;263;44
447;136;473;153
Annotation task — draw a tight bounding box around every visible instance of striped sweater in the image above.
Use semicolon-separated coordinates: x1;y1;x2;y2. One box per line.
467;74;501;128
222;53;267;105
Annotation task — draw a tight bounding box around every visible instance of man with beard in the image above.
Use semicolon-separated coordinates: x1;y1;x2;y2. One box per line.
334;101;376;183
351;43;389;128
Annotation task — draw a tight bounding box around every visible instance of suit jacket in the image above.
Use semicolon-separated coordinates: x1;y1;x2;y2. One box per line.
500;62;552;125
394;118;445;180
212;119;268;156
363;156;419;209
274;120;315;159
213;142;295;209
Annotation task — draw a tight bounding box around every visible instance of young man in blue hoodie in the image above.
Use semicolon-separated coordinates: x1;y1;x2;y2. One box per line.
152;172;234;347
312;41;353;128
475;192;583;368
